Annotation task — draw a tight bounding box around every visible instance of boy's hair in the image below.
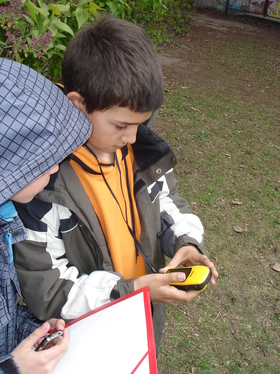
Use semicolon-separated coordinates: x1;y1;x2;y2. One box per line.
62;15;164;114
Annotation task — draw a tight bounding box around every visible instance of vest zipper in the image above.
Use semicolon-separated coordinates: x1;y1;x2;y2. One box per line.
74;215;104;270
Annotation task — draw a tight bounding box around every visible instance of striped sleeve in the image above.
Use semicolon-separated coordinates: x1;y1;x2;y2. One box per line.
149;169;204;257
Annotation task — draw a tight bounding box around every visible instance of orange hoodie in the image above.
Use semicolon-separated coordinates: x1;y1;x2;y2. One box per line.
70;145;146;279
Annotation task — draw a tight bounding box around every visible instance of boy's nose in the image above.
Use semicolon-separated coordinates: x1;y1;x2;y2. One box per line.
121;125;138;145
50;165;59;174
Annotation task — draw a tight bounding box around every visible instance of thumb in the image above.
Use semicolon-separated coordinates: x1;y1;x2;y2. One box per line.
164;271;186;284
159;258;179;274
24;322;50;347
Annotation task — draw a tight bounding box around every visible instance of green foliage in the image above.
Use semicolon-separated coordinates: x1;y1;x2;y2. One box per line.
0;0;103;81
0;0;195;80
96;0;133;19
164;0;196;35
96;0;196;44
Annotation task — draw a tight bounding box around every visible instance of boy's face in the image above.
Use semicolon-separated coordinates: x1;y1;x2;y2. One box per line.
84;107;153;161
11;165;59;204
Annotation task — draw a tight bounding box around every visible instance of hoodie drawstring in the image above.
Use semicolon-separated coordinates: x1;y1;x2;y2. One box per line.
0;200;18;263
6;232;13;263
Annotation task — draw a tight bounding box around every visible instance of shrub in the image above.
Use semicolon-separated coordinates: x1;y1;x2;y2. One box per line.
0;0;195;80
0;0;103;81
95;0;196;44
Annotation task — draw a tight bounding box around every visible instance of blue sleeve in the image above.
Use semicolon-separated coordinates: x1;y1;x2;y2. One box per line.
0;359;21;374
0;306;40;374
15;305;40;345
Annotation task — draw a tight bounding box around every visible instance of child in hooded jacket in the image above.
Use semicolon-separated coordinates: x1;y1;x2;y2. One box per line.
0;58;92;374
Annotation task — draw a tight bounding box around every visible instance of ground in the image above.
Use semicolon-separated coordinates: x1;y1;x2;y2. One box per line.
154;9;280;373
158;10;279;84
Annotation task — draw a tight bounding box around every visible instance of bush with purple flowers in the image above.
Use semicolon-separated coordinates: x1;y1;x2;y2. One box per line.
0;0;195;81
0;0;102;81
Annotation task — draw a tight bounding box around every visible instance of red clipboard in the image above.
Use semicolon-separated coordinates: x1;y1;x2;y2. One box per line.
52;286;157;374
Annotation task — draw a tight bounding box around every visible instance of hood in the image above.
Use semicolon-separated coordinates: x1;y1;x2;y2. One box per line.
0;58;93;204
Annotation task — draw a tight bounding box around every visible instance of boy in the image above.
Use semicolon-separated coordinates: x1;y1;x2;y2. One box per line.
13;16;218;350
0;58;92;373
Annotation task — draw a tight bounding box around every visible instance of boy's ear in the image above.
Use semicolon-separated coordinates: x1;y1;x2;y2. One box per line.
67;92;87;113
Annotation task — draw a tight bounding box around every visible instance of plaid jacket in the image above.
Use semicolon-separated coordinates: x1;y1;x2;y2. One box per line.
0;58;92;373
0;215;39;373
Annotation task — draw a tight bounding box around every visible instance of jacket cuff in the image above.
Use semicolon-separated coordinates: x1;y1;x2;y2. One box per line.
0;358;21;374
110;278;135;300
174;234;208;256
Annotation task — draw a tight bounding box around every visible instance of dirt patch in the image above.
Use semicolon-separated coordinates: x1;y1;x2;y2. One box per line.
158;10;279;83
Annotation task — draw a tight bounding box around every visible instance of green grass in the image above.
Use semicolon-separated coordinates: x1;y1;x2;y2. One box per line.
156;13;280;374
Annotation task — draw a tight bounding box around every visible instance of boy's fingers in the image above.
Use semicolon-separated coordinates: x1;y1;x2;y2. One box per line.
164;256;181;270
48;318;66;331
61;327;69;342
202;258;218;278
159;259;180;274
24;322;50;347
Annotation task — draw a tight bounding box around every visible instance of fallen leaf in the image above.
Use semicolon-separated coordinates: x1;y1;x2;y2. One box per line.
231;199;243;205
233;226;243;233
270;262;280;272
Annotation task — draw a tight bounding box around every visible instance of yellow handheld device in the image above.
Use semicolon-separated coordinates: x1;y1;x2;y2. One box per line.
165;265;212;292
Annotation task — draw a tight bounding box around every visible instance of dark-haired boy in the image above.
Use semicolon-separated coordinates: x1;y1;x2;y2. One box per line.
13;15;218;350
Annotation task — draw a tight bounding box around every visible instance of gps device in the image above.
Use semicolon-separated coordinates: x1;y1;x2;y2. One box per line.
165;265;212;292
35;330;63;351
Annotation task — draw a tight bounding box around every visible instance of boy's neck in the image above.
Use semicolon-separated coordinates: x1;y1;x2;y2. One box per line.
86;142;115;164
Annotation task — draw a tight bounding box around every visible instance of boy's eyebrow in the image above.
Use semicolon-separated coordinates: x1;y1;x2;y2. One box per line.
114;117;151;126
114;120;142;126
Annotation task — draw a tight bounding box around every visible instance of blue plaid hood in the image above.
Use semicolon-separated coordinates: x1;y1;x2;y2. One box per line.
0;58;93;204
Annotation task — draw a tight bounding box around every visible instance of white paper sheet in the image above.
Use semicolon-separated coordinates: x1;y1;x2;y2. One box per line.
51;288;157;374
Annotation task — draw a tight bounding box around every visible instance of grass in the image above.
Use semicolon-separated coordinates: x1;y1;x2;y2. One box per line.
155;12;280;374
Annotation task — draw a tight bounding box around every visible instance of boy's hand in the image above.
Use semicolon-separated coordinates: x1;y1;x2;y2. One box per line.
159;245;218;285
11;320;69;374
134;272;201;304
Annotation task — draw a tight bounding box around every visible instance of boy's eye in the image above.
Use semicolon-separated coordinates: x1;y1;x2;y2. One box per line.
116;125;127;130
